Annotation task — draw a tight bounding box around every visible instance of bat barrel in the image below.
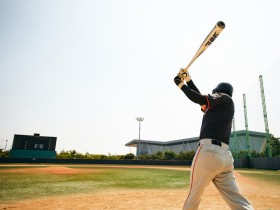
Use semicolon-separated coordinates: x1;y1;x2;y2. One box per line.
217;21;225;29
183;21;225;72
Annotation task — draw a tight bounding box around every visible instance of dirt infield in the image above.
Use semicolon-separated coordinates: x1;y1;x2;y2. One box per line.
0;165;279;210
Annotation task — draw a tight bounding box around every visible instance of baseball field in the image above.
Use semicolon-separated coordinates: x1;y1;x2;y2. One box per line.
0;164;279;210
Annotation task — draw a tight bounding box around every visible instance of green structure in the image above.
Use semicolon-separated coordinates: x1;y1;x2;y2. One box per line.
9;133;57;159
229;130;267;153
243;94;251;157
259;75;272;157
126;130;268;156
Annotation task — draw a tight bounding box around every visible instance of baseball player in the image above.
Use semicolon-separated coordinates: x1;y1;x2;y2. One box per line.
174;70;253;210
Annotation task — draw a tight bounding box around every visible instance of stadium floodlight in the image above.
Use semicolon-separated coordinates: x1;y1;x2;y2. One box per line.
4;139;8;151
136;117;144;159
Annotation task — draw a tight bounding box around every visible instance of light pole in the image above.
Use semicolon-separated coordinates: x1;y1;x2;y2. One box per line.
4;139;8;151
136;117;144;159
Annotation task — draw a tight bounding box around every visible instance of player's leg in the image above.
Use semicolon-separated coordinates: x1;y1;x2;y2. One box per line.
183;174;211;209
212;151;253;210
183;145;218;210
212;171;253;209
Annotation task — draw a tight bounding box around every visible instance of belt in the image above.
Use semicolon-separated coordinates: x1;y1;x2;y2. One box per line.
198;139;229;150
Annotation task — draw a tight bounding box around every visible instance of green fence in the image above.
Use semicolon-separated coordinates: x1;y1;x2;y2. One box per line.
0;157;279;170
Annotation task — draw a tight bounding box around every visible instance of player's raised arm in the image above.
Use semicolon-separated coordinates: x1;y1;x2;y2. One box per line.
174;71;208;110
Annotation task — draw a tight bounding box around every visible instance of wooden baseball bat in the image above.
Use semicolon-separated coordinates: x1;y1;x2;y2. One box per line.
182;21;225;73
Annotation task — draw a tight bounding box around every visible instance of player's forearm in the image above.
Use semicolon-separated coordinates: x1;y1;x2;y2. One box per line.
174;75;207;105
186;80;201;94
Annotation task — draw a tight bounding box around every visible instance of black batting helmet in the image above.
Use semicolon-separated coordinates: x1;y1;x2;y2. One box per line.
212;82;233;97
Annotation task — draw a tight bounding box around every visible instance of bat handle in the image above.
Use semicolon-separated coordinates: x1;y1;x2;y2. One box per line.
178;67;189;80
182;67;189;73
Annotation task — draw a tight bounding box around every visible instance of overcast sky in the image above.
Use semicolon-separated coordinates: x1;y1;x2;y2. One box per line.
1;0;279;154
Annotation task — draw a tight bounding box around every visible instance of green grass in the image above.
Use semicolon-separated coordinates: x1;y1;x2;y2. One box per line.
0;166;189;203
2;165;278;204
235;169;280;185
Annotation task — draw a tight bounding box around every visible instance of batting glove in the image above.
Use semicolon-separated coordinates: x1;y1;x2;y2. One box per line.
178;68;191;82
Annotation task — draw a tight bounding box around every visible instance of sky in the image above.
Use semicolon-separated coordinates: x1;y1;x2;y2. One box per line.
0;0;279;155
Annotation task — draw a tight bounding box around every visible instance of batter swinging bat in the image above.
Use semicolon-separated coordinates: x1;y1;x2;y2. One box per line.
181;21;225;73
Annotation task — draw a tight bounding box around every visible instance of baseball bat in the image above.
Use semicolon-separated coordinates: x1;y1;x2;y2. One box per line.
182;21;225;73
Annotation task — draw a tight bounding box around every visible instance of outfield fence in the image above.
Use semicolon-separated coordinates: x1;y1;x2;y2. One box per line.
234;157;280;170
0;158;192;166
0;157;279;170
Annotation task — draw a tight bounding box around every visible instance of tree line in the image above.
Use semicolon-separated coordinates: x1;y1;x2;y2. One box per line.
1;136;279;160
55;150;196;160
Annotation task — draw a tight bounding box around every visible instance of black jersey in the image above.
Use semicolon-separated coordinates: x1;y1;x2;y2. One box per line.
180;80;234;145
199;93;234;144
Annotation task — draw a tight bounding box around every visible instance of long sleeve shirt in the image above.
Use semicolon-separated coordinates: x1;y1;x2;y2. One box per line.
180;80;234;144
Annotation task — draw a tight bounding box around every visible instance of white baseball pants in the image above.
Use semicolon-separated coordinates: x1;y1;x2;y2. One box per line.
183;139;254;210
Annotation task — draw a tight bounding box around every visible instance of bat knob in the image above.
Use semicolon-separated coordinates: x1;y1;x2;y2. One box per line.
217;21;225;29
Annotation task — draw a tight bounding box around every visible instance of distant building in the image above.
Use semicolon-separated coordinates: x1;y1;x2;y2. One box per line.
125;130;267;156
9;133;57;159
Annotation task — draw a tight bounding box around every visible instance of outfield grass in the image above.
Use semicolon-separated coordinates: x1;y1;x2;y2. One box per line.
0;166;189;202
236;168;280;185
